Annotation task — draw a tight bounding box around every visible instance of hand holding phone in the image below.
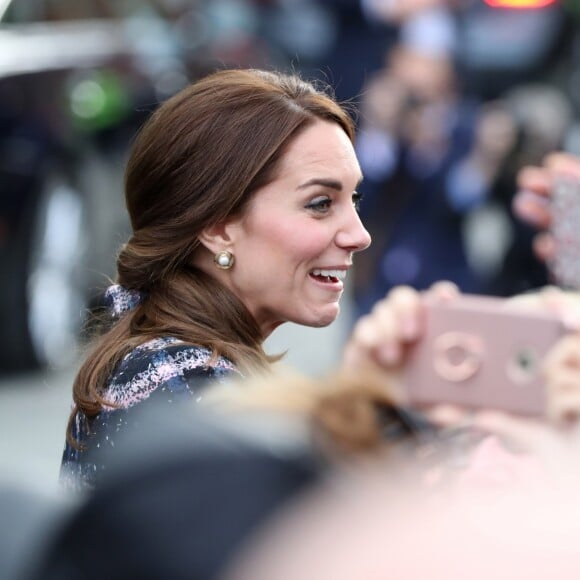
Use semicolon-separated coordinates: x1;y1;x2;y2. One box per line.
403;295;567;417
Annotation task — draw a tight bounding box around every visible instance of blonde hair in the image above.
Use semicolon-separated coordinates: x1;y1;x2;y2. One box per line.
204;369;416;456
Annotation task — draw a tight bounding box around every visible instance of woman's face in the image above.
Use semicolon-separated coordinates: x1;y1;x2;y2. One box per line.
225;120;371;337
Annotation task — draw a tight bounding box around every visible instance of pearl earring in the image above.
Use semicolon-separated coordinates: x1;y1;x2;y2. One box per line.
214;250;234;270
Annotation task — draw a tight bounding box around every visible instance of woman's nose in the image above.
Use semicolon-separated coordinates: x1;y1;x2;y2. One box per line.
336;208;372;252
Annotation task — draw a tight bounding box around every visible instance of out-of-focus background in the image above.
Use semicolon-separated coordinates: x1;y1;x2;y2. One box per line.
1;0;579;490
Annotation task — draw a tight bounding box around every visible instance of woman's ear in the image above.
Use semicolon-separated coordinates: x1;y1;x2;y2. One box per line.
197;219;240;254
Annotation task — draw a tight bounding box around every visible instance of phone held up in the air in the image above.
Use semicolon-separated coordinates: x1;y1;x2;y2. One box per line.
403;295;567;417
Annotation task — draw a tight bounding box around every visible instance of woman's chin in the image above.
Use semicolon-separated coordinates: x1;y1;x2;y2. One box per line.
304;304;341;328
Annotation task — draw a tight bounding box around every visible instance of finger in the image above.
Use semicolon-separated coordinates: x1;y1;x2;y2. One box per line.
351;314;383;351
512;189;552;228
533;232;556;263
371;304;405;366
516;166;552;198
382;285;423;342
352;308;403;367
547;392;580;426
425;280;460;304
545;369;580;398
342;317;379;372
543;334;580;371
543;338;580;401
423;404;471;428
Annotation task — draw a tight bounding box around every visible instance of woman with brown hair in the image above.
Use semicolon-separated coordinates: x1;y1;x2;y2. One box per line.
60;67;385;490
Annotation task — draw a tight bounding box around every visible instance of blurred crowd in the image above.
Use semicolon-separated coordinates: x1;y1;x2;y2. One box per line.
350;0;579;314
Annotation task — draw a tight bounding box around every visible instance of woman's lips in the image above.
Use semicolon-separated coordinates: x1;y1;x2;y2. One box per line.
309;268;347;284
309;271;344;291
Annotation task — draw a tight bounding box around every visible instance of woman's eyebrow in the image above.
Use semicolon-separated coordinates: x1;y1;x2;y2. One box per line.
298;176;363;191
298;178;343;191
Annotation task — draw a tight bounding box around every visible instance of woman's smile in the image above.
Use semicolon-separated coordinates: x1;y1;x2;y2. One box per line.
308;267;349;291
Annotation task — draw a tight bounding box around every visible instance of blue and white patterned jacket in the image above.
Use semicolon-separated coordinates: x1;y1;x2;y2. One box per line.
60;336;238;491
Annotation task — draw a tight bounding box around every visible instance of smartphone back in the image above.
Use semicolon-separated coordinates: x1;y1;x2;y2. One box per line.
550;177;580;290
404;295;567;417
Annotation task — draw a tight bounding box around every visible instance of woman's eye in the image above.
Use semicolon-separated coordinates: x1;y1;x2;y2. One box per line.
306;197;332;213
352;191;363;212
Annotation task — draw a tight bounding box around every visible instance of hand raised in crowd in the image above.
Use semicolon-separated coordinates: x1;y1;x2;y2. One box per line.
513;152;580;262
341;281;459;397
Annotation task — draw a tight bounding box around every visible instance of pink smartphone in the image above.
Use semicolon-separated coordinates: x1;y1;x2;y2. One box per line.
403;295;567;417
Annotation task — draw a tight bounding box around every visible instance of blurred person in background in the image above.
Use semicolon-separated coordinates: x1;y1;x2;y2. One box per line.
352;0;578;312
353;4;494;315
60;67;379;492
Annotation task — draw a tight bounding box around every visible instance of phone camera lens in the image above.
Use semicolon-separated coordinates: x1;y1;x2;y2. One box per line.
507;347;538;385
516;349;535;371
